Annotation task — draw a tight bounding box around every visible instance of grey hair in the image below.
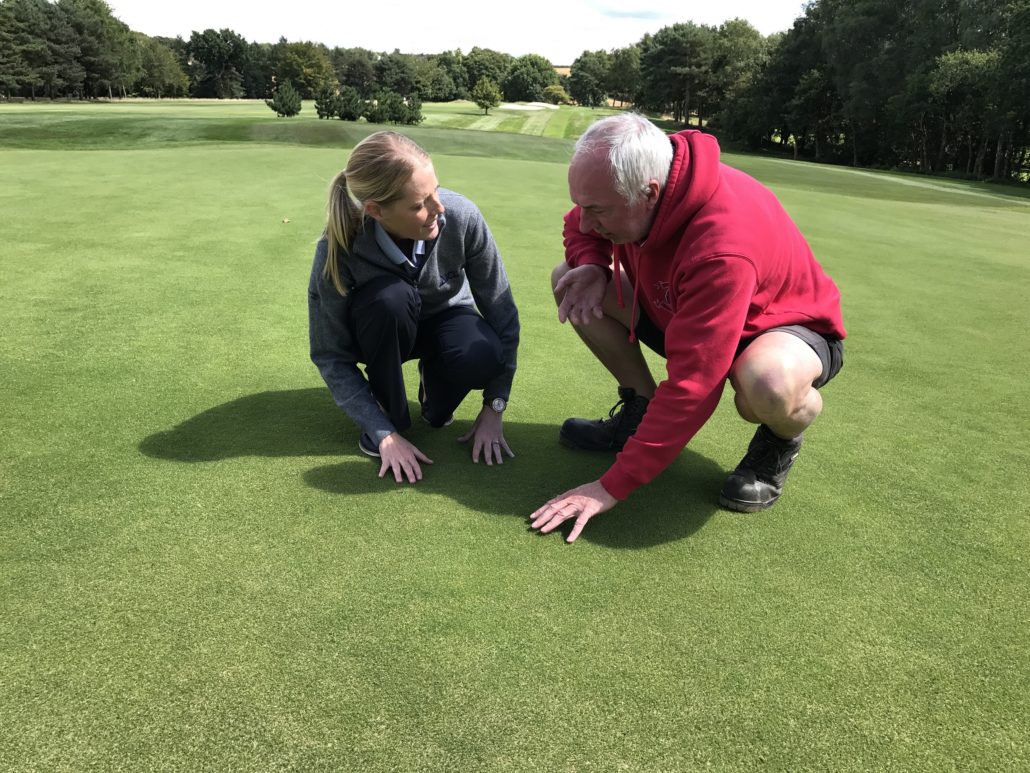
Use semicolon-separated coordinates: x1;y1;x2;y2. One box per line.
572;113;672;205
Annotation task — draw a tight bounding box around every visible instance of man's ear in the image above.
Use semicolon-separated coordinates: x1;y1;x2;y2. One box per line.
644;180;661;210
364;201;382;221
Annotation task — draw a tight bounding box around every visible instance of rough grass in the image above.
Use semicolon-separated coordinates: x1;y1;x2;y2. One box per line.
1;101;1028;772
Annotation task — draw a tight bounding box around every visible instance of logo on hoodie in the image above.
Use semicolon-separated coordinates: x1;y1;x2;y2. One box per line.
653;280;674;313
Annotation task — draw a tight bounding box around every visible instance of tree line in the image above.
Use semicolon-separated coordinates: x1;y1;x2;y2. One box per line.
1;0;1026;182
0;0;566;103
566;0;1028;182
724;0;1030;182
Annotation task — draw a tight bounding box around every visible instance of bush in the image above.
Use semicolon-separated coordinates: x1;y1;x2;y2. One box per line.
363;90;421;125
362;93;390;124
402;95;424;125
335;86;364;122
543;84;572;105
266;80;302;118
314;86;340;119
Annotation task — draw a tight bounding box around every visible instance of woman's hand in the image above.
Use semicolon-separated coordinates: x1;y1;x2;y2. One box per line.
378;432;433;483
458;405;514;465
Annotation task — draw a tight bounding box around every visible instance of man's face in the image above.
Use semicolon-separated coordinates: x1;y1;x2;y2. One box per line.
367;161;444;241
568;153;659;244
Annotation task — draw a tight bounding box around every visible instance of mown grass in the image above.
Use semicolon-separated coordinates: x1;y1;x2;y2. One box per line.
1;100;1028;772
0;98;620;150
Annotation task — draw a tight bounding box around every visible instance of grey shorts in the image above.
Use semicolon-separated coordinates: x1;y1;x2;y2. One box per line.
742;324;845;388
635;315;844;389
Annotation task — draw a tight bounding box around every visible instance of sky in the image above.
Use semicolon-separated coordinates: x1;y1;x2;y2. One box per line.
106;0;808;66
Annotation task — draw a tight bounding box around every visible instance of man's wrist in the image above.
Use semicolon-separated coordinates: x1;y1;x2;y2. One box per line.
574;261;611;282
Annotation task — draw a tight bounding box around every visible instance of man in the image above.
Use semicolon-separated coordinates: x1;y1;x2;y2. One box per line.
530;113;845;543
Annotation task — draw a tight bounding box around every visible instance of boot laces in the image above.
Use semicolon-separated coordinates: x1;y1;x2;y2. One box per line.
740;430;799;481
603;396;629;426
602;393;648;441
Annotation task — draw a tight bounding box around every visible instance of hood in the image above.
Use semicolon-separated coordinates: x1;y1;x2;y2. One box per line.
612;130;723;343
646;130;723;251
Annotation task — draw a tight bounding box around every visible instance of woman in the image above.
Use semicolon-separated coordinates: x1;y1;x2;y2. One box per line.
308;131;520;484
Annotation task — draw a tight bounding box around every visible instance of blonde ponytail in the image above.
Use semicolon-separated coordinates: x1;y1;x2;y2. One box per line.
323;170;363;296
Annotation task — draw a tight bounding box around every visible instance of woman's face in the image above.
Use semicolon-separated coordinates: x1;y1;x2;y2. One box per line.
367;161;444;241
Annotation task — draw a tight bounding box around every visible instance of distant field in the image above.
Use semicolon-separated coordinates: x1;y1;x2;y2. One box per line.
1;101;1028;771
0;98;623;151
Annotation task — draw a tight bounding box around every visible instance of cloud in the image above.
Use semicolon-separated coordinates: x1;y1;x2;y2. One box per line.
587;2;670;22
597;9;668;20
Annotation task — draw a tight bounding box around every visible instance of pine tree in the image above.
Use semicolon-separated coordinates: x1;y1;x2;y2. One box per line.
266;79;301;117
334;85;363;121
314;84;339;119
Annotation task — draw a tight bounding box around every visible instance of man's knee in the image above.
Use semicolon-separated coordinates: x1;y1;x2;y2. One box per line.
733;389;761;424
734;366;799;419
731;334;822;420
551;261;571;303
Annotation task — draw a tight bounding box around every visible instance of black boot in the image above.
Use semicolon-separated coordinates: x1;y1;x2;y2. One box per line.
719;424;803;512
559;387;650;452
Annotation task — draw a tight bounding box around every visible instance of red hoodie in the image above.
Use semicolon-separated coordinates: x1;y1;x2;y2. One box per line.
563;130;847;500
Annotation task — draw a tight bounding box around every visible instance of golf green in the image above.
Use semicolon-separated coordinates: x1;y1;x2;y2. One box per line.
1;101;1027;771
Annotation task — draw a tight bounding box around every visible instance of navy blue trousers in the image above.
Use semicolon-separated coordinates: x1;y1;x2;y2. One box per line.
349;274;505;431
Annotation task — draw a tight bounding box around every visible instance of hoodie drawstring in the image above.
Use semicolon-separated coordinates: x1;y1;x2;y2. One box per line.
612;252;641;344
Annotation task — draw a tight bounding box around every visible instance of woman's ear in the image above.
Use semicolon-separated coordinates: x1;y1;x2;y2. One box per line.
364;201;382;221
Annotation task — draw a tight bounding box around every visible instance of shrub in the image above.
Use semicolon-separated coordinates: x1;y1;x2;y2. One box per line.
335;86;364;122
401;95;424;125
314;86;340;119
362;95;388;125
266;80;302;118
543;84;572;105
364;90;411;125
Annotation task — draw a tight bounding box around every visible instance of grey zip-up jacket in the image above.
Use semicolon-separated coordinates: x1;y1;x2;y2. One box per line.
308;188;520;444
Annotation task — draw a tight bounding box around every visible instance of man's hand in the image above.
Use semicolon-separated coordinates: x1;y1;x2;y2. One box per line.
378;432;433;483
458;406;514;465
529;480;617;543
555;264;607;326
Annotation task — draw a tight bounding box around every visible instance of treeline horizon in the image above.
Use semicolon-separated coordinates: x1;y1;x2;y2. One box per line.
1;0;1027;183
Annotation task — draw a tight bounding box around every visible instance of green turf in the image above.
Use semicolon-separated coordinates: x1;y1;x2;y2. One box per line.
1;101;1028;771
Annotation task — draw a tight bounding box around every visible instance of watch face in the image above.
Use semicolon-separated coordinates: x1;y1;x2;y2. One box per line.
491;398;506;413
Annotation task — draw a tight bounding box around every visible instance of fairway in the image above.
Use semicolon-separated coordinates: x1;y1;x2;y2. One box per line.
1;102;1028;771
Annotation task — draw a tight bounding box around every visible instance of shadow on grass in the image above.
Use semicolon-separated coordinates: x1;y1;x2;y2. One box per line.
304;450;724;550
139;388;347;461
139;388;725;549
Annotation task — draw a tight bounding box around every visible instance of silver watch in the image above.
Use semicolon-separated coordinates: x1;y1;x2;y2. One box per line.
489;397;507;414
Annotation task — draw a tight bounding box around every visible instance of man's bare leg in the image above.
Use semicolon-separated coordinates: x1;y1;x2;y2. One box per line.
729;332;824;438
552;262;656;450
551;261;657;399
721;331;825;512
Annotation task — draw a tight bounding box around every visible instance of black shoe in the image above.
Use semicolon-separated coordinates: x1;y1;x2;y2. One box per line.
418;360;453;428
559;387;650;451
719;425;803;512
421;411;454;428
358;433;380;458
